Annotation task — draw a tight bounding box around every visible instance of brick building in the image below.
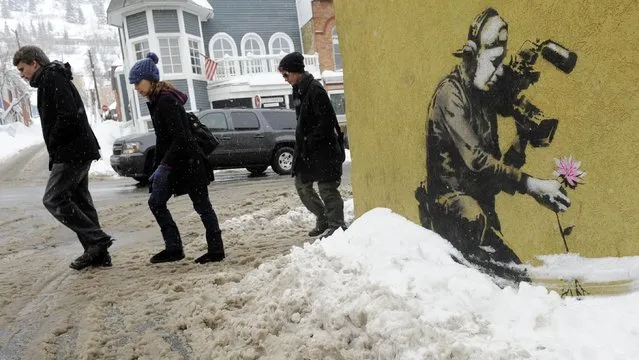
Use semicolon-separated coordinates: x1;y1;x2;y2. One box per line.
298;0;345;126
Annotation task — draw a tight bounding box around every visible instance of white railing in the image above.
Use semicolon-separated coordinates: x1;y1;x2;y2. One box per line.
212;53;320;82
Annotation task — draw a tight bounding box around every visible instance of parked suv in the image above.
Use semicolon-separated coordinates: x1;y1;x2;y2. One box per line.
110;108;297;183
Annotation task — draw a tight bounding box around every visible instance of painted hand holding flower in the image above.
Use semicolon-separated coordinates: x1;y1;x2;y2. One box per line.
552;156;586;252
552;156;587;297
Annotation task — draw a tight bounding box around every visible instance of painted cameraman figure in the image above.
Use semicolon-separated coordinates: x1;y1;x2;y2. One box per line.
422;8;570;265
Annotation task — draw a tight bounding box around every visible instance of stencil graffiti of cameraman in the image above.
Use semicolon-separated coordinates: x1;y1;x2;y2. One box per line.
417;8;570;266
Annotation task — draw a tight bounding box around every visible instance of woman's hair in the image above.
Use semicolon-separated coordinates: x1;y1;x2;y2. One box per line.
148;80;176;100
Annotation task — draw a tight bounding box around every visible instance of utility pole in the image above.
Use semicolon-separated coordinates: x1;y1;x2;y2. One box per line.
87;49;101;118
12;29;20;48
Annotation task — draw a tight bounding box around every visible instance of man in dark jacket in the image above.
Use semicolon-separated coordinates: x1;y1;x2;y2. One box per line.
13;45;113;270
279;52;346;238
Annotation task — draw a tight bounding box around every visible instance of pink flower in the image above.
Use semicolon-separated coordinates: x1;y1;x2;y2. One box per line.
553;156;586;188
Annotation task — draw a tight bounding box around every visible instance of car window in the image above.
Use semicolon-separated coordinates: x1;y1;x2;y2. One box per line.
261;111;296;130
199;112;229;131
230;112;260;131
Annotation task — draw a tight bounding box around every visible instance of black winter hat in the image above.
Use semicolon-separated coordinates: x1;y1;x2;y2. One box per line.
278;52;305;73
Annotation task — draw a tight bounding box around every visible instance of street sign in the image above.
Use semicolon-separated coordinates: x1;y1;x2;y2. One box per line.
254;95;261;108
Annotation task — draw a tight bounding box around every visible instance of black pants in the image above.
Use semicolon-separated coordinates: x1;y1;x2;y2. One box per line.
148;170;221;251
43;161;110;248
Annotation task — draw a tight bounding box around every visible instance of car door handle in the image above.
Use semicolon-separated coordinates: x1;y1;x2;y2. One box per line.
253;134;265;138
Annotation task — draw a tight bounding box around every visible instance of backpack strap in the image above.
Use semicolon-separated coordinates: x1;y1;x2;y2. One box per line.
332;113;343;136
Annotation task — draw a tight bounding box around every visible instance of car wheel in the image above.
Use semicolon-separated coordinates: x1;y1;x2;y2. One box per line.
271;147;294;175
246;166;268;175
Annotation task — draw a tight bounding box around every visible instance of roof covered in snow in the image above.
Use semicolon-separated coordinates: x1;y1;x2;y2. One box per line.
107;0;213;26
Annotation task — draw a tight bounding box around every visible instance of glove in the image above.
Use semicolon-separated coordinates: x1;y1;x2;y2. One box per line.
148;163;172;183
525;177;571;213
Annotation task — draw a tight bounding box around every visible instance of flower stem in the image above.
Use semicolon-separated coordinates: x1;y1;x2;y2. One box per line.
555;212;570;252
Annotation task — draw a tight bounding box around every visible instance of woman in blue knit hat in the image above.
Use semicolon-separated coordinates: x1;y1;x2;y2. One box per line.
129;52;225;264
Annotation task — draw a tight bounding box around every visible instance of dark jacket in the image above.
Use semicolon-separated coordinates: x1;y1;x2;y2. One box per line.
292;72;344;183
147;89;212;196
30;61;100;169
426;65;528;203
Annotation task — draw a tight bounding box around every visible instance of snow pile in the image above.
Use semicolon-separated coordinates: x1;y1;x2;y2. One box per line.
221;198;355;237
0;119;43;162
529;253;639;284
165;207;639;359
89;120;135;177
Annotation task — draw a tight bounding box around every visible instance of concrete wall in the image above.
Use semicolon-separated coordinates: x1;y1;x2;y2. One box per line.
334;0;639;262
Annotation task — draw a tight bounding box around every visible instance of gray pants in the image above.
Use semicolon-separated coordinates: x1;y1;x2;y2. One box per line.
43;161;110;248
295;175;344;228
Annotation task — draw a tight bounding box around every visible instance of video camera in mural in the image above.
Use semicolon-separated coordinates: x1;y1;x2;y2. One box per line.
415;7;577;282
493;39;578;147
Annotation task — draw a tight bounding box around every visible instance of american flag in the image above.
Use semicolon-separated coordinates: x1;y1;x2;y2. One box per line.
203;55;218;81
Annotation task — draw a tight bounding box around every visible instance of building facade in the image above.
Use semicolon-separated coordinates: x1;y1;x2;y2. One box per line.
298;0;345;126
107;0;319;132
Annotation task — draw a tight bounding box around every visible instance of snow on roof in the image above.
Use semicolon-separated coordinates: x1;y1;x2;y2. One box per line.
189;0;213;11
107;0;212;13
211;71;323;88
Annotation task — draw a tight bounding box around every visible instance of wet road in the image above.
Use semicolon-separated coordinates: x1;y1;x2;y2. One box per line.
0;143;353;360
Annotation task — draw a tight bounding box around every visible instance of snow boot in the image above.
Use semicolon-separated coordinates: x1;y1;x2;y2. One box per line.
308;221;328;237
70;242;109;270
150;248;185;264
195;231;225;264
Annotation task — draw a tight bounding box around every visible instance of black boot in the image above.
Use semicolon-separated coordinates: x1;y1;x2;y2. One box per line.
195;231;225;264
92;252;112;267
319;224;347;239
150;248;185;263
75;237;113;268
70;242;109;270
308;221;328;237
92;238;114;267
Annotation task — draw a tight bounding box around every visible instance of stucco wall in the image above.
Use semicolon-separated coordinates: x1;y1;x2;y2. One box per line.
334;0;639;261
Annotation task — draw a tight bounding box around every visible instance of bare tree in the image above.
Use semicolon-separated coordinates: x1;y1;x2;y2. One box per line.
0;49;31;126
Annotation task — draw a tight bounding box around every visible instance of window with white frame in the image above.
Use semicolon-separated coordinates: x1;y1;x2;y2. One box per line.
241;33;266;73
159;38;182;73
133;40;149;60
189;39;202;75
210;32;238;77
268;32;294;55
332;27;342;71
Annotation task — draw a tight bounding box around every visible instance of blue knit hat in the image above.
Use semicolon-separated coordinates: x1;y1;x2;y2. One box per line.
129;52;160;84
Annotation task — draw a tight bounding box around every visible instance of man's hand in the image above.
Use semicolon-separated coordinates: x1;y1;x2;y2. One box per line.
526;177;570;213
